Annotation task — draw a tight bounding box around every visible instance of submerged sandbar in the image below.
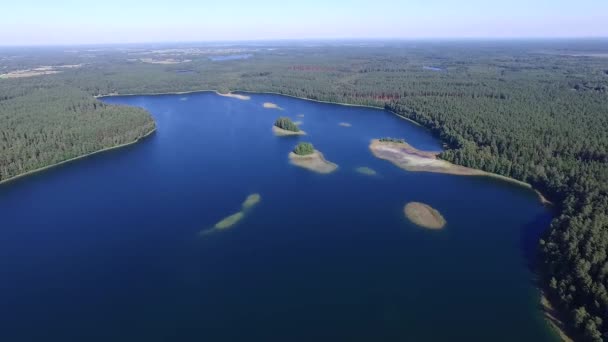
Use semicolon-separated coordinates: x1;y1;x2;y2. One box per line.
289;150;338;174
355;166;377;176
242;193;262;209
199;193;262;236
404;202;446;230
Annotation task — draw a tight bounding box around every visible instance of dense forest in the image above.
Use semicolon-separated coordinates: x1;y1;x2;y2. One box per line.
1;40;608;340
293;142;314;155
0;80;155;182
274;117;300;132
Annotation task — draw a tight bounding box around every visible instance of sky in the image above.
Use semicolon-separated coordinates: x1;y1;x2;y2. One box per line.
1;0;607;45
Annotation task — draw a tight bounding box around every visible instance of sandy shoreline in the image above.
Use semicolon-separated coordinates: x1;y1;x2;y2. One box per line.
369;139;485;176
540;291;574;342
369;139;552;205
215;91;251;100
272;126;306;136
289;150;338;174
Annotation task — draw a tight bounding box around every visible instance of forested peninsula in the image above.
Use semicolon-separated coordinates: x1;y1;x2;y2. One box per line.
1;41;607;340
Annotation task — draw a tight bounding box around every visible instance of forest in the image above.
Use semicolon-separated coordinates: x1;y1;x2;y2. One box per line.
274;117;300;132
1;39;608;340
293;142;314;155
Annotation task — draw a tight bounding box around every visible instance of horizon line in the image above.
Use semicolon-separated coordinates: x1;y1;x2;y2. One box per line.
1;36;608;48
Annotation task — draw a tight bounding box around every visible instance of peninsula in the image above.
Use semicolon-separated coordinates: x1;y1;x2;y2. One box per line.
369;138;485;176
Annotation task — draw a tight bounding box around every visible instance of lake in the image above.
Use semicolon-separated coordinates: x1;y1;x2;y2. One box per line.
0;92;556;341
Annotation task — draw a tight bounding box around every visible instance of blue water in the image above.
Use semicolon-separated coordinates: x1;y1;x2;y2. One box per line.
209;54;253;61
0;92;555;341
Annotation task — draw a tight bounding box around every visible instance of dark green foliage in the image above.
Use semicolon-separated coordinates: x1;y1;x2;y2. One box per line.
2;41;608;339
0;83;155;182
293;142;314;155
379;137;405;144
274;117;300;132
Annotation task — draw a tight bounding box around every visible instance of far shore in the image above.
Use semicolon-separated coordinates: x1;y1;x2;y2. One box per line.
289;150;338;174
95;89;551;205
215;91;251;100
0;128;156;186
273;125;306;136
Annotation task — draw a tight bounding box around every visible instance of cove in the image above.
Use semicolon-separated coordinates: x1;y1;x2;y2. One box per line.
0;91;557;341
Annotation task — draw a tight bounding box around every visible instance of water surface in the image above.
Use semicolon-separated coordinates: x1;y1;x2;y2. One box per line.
0;92;555;341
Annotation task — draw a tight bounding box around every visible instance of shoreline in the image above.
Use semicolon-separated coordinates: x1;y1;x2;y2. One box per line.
540;290;575;342
15;88;558;336
98;88;552;206
0;128;156;186
96;89;423;126
272;125;306;136
369;139;552;206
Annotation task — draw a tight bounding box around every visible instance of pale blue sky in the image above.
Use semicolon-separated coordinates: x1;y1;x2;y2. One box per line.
2;0;607;45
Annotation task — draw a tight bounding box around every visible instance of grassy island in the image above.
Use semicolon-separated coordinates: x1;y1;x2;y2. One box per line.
293;142;314;155
275;117;300;132
404;202;446;230
273;117;306;136
379;137;405;143
289;142;338;174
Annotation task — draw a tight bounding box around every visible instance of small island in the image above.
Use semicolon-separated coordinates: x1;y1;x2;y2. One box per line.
369;138;485;176
273;117;306;136
404;202;446;230
289;142;338;174
263;102;283;110
339;122;352;127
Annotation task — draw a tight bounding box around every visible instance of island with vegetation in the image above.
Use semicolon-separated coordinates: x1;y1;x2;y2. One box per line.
289;142;338;174
2;41;608;339
272;117;306;136
404;202;446;230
